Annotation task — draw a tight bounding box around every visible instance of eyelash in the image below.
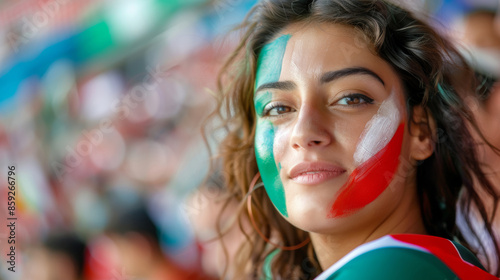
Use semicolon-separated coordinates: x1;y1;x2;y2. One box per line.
261;93;374;117
335;93;374;107
262;103;293;117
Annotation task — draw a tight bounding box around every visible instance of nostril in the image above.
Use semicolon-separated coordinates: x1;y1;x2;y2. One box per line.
311;140;322;145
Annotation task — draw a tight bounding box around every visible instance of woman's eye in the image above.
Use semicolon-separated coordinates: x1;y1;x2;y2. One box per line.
336;93;374;106
263;104;294;116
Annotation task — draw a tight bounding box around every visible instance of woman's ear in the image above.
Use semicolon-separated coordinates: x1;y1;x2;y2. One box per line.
409;105;436;161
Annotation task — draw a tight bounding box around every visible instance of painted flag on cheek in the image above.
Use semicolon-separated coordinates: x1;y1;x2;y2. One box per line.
329;92;404;218
328;123;405;218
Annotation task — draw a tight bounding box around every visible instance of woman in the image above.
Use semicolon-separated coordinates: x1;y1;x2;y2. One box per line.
454;8;500;276
208;0;499;278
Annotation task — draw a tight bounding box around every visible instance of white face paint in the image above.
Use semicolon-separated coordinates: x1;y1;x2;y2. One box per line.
353;91;402;166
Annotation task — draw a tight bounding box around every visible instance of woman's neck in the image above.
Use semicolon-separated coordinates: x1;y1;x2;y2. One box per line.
310;185;427;270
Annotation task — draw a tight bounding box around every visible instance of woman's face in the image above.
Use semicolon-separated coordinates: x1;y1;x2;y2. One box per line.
254;23;419;233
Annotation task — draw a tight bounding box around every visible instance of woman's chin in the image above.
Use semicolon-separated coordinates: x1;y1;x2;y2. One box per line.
284;202;367;234
285;205;338;234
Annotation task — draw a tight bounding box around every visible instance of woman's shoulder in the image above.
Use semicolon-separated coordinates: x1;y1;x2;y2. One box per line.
316;234;497;280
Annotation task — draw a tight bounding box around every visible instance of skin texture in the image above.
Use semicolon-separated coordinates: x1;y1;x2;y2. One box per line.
254;22;433;269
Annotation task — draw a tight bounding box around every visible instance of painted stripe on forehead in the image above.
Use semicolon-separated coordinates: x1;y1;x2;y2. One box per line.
254;35;291;217
254;34;291;90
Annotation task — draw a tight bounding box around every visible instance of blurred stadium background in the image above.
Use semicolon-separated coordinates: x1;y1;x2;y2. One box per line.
0;0;498;279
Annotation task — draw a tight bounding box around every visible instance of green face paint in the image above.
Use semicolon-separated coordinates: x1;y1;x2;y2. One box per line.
254;35;291;90
254;34;291;217
255;119;288;217
254;91;273;117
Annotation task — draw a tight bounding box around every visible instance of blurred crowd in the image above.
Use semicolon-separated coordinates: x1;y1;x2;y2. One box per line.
0;0;498;279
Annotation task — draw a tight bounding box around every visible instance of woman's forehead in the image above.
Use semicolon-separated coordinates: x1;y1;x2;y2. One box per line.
279;24;378;73
256;23;404;98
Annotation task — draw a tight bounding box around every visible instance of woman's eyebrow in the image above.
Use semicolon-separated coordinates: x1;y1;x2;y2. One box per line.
255;67;385;94
320;67;385;86
255;80;296;93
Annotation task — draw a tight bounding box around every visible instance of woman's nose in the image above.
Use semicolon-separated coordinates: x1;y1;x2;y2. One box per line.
290;104;332;150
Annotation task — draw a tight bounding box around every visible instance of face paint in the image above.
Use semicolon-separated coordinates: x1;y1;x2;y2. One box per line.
353;92;401;165
329;92;404;218
254;34;291;217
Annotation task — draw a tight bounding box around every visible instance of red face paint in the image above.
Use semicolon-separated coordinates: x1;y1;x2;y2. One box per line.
328;123;405;218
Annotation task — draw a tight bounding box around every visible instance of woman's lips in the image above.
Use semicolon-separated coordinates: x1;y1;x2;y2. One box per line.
289;162;346;185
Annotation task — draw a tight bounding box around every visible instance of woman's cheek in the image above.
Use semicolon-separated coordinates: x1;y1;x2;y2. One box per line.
255;120;288;217
328;92;404;218
273;126;289;175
